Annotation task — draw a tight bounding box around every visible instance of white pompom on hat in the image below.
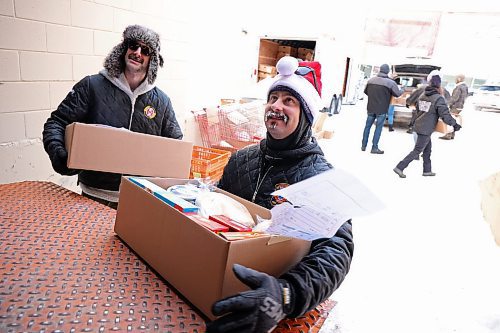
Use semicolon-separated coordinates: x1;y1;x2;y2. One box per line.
267;56;323;124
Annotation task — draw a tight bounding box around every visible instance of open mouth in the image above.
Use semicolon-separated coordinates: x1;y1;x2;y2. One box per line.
265;111;289;123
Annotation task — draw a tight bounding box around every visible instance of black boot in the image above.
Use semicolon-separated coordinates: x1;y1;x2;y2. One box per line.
389;124;394;132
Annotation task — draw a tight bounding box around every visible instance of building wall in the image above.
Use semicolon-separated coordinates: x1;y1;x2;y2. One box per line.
0;0;192;191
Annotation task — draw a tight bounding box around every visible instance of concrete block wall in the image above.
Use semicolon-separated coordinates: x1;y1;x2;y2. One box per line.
0;0;193;191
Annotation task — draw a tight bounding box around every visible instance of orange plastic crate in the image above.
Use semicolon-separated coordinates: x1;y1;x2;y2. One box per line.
190;146;230;180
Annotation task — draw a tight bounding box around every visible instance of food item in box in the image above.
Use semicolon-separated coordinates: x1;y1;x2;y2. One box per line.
128;177;199;213
209;215;252;232
195;191;255;227
167;184;202;203
188;214;229;232
218;232;267;241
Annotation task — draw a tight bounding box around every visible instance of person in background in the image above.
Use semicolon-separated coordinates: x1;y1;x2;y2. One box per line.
386;71;401;132
387;104;395;132
440;74;468;140
405;83;426;134
393;70;461;178
361;64;404;154
206;56;354;333
43;25;183;209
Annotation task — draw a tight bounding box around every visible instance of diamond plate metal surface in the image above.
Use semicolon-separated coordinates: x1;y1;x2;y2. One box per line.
0;181;334;333
0;181;205;333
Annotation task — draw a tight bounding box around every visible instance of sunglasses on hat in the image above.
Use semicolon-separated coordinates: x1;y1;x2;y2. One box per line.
295;66;318;91
127;40;152;56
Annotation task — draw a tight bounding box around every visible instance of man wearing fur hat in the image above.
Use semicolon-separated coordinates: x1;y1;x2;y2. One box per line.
206;56;353;333
361;64;404;154
393;70;461;178
43;25;183;208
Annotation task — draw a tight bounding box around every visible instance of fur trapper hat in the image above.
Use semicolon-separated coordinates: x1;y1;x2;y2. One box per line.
103;25;164;84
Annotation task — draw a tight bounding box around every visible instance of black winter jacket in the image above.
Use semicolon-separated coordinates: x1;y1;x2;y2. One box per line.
218;139;354;317
43;71;183;191
364;72;403;115
414;86;458;136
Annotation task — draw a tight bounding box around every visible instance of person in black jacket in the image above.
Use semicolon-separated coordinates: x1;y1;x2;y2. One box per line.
206;56;354;333
361;64;404;154
42;25;183;208
393;70;461;178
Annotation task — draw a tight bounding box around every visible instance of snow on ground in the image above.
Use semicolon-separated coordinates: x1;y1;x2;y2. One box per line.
317;100;500;333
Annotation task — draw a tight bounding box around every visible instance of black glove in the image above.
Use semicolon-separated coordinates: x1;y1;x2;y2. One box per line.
49;145;77;176
206;264;292;333
453;123;462;132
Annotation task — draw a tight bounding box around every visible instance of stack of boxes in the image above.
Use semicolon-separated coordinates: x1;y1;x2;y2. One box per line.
297;47;314;61
258;64;277;80
257;40;315;82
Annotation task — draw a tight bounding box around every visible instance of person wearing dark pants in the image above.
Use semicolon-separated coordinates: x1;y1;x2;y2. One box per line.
361;64;404;154
394;134;433;177
362;113;387;152
393;70;461;178
387;104;395;131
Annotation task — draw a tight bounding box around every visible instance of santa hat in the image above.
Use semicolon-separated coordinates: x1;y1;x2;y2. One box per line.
267;56;323;124
103;25;164;85
427;69;442;88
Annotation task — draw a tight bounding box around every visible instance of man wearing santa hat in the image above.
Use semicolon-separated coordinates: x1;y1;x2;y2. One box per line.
206;56;354;333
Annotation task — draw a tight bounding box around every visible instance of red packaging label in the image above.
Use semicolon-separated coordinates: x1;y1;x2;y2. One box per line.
189;214;229;232
209;215;252;232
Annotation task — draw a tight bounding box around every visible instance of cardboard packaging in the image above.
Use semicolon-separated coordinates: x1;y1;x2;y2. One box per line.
390;92;411;106
258;71;275;80
65;122;193;178
434;114;462;134
258;64;277;74
114;176;311;319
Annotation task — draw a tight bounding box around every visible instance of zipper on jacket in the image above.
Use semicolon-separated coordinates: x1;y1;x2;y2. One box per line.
252;165;273;203
128;97;136;130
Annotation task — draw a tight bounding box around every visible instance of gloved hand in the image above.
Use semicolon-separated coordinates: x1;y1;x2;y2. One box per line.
453;123;462;132
206;264;292;333
49;145;77;175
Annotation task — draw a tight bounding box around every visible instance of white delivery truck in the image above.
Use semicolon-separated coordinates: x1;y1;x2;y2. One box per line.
255;36;362;115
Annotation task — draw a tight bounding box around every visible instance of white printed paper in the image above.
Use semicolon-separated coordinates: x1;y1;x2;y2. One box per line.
267;169;385;240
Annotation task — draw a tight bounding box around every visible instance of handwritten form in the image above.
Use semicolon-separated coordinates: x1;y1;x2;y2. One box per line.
266;169;385;240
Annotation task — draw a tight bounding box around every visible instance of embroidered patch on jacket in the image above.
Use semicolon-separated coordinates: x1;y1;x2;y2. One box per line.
418;100;431;112
270;183;289;206
144;105;157;119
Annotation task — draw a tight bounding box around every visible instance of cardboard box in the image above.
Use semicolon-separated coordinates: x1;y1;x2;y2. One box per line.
258;64;277;74
258;71;275;79
298;48;314;61
114;176;311;319
390;92;411;106
276;51;291;60
434;114;462;134
65;122;193;178
278;45;293;53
